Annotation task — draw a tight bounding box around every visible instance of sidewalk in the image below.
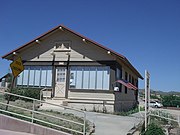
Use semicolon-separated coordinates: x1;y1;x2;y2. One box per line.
84;112;142;135
0;129;34;135
40;104;143;135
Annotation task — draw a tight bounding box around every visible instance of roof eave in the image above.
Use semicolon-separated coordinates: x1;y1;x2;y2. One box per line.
1;24;143;79
124;58;144;80
2;24;63;59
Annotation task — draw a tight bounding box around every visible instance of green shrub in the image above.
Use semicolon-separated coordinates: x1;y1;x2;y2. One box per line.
141;122;165;135
5;88;41;101
114;106;140;116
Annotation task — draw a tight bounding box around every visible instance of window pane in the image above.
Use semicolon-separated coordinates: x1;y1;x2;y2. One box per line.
125;72;128;81
57;68;66;82
34;66;41;86
29;66;35;86
76;67;83;89
22;68;29;86
89;67;96;89
132;76;134;85
46;67;52;87
69;66;110;90
41;67;46;86
116;68;122;80
96;67;103;89
83;67;89;89
17;72;23;85
70;67;76;88
103;67;110;90
129;74;131;83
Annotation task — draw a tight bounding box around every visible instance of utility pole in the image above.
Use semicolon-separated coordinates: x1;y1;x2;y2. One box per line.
145;70;150;131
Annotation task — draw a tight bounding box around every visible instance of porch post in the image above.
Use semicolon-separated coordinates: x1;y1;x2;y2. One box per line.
51;53;56;98
65;54;70;99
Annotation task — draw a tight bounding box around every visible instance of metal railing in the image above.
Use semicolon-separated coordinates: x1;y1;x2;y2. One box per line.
0;90;86;135
40;87;53;102
149;109;180;125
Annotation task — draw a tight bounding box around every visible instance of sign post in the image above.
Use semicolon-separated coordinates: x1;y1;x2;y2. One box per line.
145;70;150;131
6;57;24;110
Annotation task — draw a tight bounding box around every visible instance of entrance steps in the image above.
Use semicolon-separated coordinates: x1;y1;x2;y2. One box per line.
40;98;67;111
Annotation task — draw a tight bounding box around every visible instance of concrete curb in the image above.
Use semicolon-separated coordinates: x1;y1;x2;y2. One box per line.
127;120;144;135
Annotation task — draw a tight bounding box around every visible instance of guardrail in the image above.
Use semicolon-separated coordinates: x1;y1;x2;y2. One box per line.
0;90;86;135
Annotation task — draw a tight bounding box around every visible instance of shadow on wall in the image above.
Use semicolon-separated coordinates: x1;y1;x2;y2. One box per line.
114;92;137;112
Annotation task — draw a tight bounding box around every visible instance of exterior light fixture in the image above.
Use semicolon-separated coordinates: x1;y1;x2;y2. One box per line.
82;38;87;44
13;52;17;55
36;40;41;44
59;27;64;31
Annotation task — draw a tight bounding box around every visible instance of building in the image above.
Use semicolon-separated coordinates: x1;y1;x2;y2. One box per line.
2;25;143;112
0;73;12;88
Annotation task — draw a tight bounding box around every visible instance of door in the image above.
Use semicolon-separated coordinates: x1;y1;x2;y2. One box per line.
55;67;66;97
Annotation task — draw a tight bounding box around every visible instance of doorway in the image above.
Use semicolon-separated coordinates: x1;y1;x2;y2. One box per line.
55;67;66;97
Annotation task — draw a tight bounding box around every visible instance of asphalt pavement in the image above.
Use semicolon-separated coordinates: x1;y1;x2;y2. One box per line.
85;112;142;135
40;104;143;135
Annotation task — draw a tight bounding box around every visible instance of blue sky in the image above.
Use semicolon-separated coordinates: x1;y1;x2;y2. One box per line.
0;0;180;91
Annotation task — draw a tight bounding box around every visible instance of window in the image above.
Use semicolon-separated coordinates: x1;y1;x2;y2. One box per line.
135;79;138;87
29;66;35;86
125;72;128;94
125;72;128;81
116;68;122;80
132;76;134;85
17;66;52;87
1;78;6;87
56;68;66;82
22;68;29;86
116;67;122;92
83;67;89;89
69;66;110;90
89;67;96;89
46;68;52;86
96;67;103;89
41;67;47;86
103;66;110;90
76;67;83;89
129;74;131;83
69;67;76;88
34;66;41;86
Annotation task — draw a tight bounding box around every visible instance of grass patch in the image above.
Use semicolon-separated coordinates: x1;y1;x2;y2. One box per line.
150;110;179;128
90;105;144;116
0;96;89;135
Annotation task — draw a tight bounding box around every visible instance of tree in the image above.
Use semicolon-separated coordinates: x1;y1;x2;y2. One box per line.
162;95;180;107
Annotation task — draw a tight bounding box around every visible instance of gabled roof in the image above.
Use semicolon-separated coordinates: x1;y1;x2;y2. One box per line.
2;24;143;79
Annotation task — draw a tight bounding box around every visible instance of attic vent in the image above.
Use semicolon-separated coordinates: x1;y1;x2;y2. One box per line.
56;43;66;49
54;41;71;52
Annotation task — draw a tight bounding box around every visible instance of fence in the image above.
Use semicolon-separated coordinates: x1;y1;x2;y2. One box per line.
149;109;180;125
0;90;86;135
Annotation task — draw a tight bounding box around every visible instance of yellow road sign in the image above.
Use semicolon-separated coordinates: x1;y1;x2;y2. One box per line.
10;57;24;77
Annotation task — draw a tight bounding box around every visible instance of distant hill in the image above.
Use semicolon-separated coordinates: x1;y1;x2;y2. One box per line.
139;89;180;96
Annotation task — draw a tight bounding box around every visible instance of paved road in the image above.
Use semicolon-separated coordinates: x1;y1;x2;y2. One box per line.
85;112;142;135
